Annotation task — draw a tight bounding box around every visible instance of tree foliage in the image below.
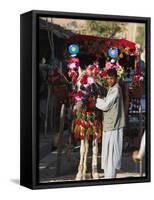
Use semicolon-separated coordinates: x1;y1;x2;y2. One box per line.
87;20;126;38
136;26;145;50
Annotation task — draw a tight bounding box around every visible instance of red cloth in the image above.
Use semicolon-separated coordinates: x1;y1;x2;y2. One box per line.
67;34;136;49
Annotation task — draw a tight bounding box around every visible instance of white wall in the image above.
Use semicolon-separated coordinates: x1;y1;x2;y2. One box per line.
0;0;153;199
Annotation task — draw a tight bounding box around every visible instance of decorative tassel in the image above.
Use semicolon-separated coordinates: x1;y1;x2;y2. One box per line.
93;134;97;140
81;127;85;134
74;124;78;134
87;133;90;141
86;127;91;135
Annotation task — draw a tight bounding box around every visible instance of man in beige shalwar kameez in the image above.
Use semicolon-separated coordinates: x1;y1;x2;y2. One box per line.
96;68;125;178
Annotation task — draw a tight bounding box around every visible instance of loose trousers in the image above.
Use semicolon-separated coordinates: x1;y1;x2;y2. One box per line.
101;128;123;178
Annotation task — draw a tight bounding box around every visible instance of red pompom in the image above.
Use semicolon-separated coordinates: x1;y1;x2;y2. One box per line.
69;57;79;66
80;75;87;85
88;96;93;102
101;70;107;77
76;90;83;97
134;75;140;81
80;135;84;140
93;120;97;126
86;111;92;115
93;134;97;140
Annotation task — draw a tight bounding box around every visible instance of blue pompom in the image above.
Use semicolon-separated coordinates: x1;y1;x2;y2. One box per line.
108;48;118;58
68;44;79;56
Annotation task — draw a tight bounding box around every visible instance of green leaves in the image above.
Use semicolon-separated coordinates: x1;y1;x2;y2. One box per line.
87;20;126;38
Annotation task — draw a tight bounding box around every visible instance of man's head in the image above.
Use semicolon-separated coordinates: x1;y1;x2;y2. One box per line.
106;68;117;87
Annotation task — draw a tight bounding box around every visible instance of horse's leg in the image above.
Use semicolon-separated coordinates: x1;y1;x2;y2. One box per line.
82;138;89;180
75;139;85;180
92;138;99;179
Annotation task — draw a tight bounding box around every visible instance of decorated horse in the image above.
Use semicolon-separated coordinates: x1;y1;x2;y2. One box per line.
73;64;105;180
66;44;107;180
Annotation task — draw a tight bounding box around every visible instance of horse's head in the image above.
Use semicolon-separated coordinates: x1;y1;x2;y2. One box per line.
73;64;107;111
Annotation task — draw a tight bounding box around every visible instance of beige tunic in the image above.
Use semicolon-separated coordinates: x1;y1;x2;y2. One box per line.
96;83;125;131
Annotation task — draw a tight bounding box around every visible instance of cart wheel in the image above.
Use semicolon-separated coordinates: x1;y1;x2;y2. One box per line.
56;103;65;176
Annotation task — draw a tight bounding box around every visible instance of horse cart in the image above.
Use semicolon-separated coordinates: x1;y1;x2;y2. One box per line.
42;34;145;179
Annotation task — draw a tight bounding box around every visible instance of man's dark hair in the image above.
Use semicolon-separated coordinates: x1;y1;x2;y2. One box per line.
107;68;117;78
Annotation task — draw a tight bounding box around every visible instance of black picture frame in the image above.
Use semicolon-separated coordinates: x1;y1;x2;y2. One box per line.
20;10;151;189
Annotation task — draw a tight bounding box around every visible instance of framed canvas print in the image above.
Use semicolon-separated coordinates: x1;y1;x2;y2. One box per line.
20;10;151;189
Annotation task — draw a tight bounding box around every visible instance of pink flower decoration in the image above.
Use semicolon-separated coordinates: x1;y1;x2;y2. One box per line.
87;76;95;84
134;75;140;81
69;57;79;65
105;62;112;69
139;76;144;81
68;63;77;69
86;68;93;76
75;96;82;101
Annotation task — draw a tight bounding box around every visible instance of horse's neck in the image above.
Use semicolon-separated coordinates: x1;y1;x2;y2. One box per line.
76;67;85;91
78;66;82;77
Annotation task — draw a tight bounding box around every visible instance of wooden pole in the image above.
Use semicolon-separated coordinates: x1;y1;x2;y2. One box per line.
56;103;65;175
44;87;51;137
